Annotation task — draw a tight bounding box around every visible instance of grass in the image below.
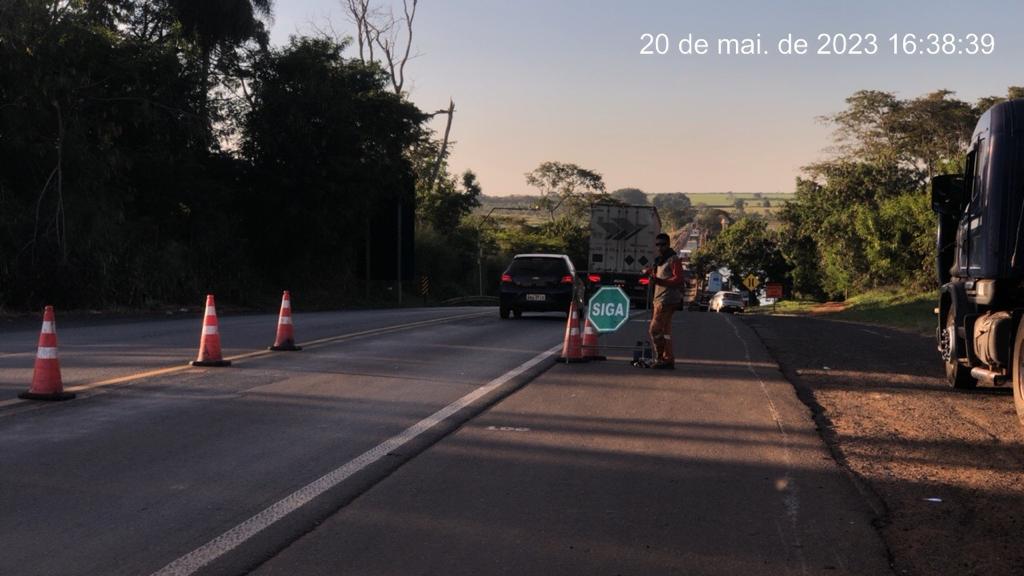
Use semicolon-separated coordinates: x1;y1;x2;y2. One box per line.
750;286;938;335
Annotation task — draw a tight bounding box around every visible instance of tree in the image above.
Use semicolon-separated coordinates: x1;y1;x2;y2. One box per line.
168;0;272;141
698;217;788;282
695;207;732;237
244;36;425;289
418;169;483;233
651;192;693;230
897;90;976;178
525;161;608;221
344;0;417;94
610;187;648;205
821;90;904;163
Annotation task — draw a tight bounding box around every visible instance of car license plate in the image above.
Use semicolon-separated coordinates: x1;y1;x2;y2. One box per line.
526;294;546;302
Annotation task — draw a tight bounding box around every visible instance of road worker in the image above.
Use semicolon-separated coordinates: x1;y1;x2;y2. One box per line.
641;232;686;369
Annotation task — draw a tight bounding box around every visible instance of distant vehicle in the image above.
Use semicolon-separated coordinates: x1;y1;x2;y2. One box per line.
706;270;723;294
587;204;661;304
930;98;1024;426
499;254;581;319
710;291;745;313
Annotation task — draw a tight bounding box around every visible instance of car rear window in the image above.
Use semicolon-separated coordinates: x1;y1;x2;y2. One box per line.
509;258;569;276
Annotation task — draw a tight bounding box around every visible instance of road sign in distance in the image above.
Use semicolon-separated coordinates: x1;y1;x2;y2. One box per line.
743;274;760;292
765;283;783;299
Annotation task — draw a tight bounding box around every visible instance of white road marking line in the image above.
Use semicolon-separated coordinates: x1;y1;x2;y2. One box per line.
724;315;808;575
150;343;562;576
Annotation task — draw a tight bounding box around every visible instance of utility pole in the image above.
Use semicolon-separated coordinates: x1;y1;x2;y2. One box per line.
397;201;403;305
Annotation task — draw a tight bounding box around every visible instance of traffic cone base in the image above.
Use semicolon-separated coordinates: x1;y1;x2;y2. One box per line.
269;343;301;351
19;390;75;401
191;359;232;367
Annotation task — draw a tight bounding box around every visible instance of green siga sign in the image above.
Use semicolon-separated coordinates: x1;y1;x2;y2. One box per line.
588;286;631;333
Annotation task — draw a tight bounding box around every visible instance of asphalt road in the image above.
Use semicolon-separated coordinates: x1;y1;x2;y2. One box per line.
0;306;892;575
0;307;564;576
250;310;892;576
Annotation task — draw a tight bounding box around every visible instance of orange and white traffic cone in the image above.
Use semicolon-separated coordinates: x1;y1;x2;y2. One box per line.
269;291;302;351
558;297;588;363
191;294;231;367
581;308;606;361
19;306;75;401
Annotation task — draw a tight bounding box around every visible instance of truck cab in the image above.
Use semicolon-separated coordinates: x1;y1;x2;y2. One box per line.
932;98;1024;425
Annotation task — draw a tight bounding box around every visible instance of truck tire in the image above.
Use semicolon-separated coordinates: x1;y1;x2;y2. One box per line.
941;307;977;389
1011;319;1024;426
499;306;510;320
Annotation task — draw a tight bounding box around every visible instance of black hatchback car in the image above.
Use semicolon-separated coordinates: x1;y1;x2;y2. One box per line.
499;254;581;319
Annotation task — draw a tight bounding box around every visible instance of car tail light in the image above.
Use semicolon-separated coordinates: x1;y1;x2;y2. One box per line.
639;277;651;286
587;274;601;283
560;275;574;284
501;274;513;283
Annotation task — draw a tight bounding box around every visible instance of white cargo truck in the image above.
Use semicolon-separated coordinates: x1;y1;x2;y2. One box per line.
587;204;662;304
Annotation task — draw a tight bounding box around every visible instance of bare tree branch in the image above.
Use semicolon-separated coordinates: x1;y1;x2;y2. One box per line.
426;99;455;194
396;0;417;94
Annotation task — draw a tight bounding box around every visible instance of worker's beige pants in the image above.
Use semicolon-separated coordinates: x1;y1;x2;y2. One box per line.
649;302;675;363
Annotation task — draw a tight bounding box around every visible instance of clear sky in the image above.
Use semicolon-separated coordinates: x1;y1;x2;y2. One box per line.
268;0;1023;195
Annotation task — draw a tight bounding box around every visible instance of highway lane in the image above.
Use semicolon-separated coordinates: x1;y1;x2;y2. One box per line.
253;310;893;575
0;307;566;576
0;307;496;402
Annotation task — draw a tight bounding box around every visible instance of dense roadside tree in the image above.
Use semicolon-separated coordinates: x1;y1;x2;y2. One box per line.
0;0;248;307
243;36;425;292
695;217;788;285
776;87;1024;299
168;0;272;142
0;2;433;309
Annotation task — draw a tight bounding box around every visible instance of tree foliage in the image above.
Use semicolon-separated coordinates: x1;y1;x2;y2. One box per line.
695;217;787;285
0;0;433;309
650;192;693;231
525;161;608;221
610;187;648;205
779;87;1023;299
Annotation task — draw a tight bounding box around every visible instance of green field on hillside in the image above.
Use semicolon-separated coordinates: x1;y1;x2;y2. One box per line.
687;192;793;207
476;192;794;228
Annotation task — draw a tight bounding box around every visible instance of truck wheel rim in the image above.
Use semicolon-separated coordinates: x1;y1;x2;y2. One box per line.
940;326;953;364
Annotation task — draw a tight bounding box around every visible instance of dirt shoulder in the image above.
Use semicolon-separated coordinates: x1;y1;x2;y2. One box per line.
741;314;1024;576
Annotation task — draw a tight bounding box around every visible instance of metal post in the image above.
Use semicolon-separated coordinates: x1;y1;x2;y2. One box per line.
397;201;403;306
478;242;484;296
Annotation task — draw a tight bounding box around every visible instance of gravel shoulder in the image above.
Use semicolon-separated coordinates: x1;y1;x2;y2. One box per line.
742;314;1024;576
